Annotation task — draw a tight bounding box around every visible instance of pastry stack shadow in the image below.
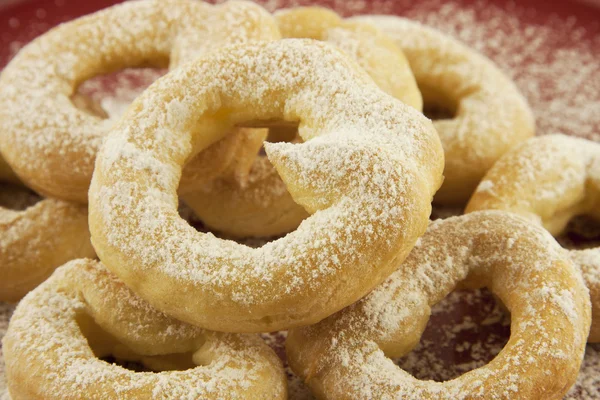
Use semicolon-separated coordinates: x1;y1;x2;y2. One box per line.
0;1;598;399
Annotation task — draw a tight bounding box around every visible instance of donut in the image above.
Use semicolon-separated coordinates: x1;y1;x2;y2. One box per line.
466;134;600;341
3;259;287;399
286;211;591;399
182;6;424;238
276;7;422;111
88;40;444;332
352;15;535;205
0;157;95;302
0;0;280;203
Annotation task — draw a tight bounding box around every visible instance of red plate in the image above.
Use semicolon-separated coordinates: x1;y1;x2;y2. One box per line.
0;1;598;399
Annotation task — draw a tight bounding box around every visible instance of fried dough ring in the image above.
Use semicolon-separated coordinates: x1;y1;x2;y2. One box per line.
0;155;95;302
466;134;600;341
3;259;287;399
352;15;535;205
0;0;279;202
182;6;423;238
287;211;591;399
89;40;444;332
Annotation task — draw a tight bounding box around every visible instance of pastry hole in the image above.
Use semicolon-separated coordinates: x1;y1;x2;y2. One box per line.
266;125;299;143
419;84;458;120
179;202;285;247
72;67;166;121
557;215;600;250
430;204;463;220
76;313;197;372
0;183;41;211
237;120;299;147
259;125;300;156
237;120;300;157
180;118;307;242
393;288;510;382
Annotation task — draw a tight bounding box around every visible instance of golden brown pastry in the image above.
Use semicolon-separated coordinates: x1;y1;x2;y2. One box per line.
88;40;444;332
287;211;590;399
4;259;287;399
467;134;600;341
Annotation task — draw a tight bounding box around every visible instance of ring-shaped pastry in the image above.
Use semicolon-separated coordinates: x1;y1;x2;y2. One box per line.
276;7;422;111
286;211;590;399
352;15;535;205
3;259;287;399
0;155;95;302
467;134;600;341
89;40;444;332
0;0;279;202
182;6;423;238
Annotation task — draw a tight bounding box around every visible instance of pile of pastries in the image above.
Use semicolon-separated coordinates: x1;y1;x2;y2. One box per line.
0;1;598;399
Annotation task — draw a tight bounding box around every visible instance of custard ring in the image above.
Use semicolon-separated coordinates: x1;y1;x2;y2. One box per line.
182;6;423;238
3;259;287;399
466;134;600;341
0;0;279;202
352;15;535;205
89;40;444;332
0;156;95;302
287;211;590;399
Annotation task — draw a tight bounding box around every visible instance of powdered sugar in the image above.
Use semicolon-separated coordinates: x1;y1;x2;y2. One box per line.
392;1;600;143
573;250;600;287
1;0;599;396
468;135;600;233
287;212;590;398
1;260;285;399
0;0;279;201
77;68;166;122
254;0;600;143
4;291;600;399
89;39;442;331
0;303;15;400
465;134;600;347
476;180;494;194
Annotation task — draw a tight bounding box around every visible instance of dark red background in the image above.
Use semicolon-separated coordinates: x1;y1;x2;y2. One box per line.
1;0;599;68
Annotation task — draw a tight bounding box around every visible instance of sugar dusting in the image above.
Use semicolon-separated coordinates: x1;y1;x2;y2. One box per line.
2;292;600;399
247;0;600;142
91;37;440;335
1;0;599;398
286;212;591;398
229;213;599;400
1;260;285;399
0;303;15;400
77;68;166;122
0;0;280;202
0;209;598;398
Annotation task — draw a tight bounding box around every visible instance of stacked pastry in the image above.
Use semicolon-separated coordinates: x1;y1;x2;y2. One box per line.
0;1;597;399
